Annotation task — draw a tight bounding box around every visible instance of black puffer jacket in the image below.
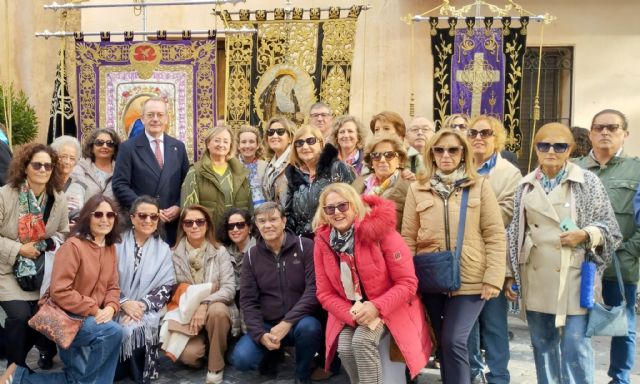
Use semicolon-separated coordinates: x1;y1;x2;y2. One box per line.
285;144;356;238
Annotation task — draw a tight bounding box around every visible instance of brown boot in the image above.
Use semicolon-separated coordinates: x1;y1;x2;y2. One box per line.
0;363;17;384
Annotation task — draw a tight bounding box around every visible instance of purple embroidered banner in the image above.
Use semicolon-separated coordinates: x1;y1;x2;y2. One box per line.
451;28;505;119
75;38;218;161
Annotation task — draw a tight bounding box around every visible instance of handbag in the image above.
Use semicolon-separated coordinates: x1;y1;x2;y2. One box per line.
28;298;84;349
413;187;469;294
585;253;628;337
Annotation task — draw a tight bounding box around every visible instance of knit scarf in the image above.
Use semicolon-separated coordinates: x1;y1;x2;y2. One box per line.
15;181;48;278
364;170;399;196
430;165;469;199
329;227;361;301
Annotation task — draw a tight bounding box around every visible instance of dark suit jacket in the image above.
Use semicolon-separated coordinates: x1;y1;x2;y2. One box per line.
0;141;12;187
112;132;190;244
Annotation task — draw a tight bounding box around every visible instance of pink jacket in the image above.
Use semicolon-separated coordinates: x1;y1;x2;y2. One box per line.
314;195;432;378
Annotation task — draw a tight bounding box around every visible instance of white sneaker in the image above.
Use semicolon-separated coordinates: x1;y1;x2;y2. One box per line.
205;370;223;384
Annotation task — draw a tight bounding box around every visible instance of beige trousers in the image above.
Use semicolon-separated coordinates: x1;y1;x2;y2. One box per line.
178;302;231;372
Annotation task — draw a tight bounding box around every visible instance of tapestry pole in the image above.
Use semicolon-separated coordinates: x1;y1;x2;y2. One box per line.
44;0;246;11
35;28;255;39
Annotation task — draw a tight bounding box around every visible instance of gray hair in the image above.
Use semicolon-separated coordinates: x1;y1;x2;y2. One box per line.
254;201;285;219
309;101;332;114
50;135;81;157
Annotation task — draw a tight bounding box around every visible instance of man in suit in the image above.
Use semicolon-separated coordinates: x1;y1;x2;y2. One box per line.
112;97;189;245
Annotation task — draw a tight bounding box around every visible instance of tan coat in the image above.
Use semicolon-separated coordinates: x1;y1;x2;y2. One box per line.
401;177;506;294
0;185;69;301
485;155;522;227
352;174;410;231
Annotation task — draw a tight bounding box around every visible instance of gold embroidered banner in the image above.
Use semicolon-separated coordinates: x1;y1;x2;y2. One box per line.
75;35;218;161
220;6;362;130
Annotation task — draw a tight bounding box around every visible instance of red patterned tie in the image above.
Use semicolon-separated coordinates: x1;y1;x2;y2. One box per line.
154;139;163;168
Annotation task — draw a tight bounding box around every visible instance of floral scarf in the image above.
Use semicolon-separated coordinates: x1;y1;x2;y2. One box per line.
430;165;469;199
15;181;48;278
535;165;568;194
263;145;291;201
364;170;400;196
341;149;364;175
329;227;362;301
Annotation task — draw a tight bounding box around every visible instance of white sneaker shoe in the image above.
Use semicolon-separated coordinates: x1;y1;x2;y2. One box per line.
205;370;223;384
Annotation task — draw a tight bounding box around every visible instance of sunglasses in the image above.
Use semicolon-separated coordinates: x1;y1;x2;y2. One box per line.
30;162;54;171
370;151;398;162
183;218;207;227
134;212;160;221
591;124;622;134
451;123;467;130
267;128;286;137
92;211;117;219
536;142;569;153
227;221;247;231
323;201;350;216
294;137;318;148
432;146;463;156
94;139;115;148
467;129;494;139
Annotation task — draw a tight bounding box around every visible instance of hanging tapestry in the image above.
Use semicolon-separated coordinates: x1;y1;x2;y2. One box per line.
48;49;78;144
220;6;362;130
75;33;218;161
430;17;528;151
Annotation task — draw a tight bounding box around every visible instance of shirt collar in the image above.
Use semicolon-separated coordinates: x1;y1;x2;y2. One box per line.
145;131;164;143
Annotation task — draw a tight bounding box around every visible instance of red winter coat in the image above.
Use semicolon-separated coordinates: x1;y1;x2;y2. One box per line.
314;195;432;378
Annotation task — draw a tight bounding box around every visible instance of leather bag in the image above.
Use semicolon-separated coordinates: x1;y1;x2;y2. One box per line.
28;299;83;349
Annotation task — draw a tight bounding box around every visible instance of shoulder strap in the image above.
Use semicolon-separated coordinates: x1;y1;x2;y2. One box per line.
611;253;627;305
43;193;55;223
454;187;469;258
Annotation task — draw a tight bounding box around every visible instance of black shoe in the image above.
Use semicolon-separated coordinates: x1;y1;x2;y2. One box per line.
258;349;283;378
294;377;311;384
37;353;53;370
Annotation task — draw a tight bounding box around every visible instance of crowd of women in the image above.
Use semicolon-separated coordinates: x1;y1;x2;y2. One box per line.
0;109;625;384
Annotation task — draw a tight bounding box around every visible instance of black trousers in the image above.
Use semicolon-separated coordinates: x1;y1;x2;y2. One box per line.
114;346;146;384
0;300;57;368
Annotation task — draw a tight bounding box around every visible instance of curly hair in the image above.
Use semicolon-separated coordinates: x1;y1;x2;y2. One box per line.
362;133;408;170
570;126;592;158
468;115;507;152
7;143;64;194
332;115;369;152
81;128;120;162
216;207;255;247
68;194;122;246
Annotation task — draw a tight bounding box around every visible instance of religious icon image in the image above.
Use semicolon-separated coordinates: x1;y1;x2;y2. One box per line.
254;63;316;126
116;85;174;139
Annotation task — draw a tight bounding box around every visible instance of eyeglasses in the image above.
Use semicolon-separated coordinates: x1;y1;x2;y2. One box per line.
183;218;207;227
30;162;54;171
370;151;398;162
409;127;433;134
227;221;247;231
144;112;166;119
467;129;494;139
267;128;286;137
536;142;569;153
134;212;160;221
94;139;115;148
323;201;350;216
294;137;318;148
591;124;622;133
450;123;468;130
432;146;463;156
58;155;77;163
310;112;331;119
92;211;117;219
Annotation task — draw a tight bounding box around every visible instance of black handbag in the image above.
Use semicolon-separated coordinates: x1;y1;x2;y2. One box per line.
413;188;469;294
585;253;628;337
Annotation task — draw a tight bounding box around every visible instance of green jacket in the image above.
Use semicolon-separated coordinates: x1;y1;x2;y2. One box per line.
181;156;252;226
574;154;640;283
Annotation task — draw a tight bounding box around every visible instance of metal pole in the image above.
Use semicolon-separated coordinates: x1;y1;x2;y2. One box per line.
35;28;256;38
220;4;372;15
412;15;546;22
44;0;245;11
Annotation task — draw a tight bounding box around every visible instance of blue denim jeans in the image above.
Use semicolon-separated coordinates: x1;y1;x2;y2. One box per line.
526;311;594;384
602;280;637;384
13;316;123;384
231;316;322;380
468;291;510;384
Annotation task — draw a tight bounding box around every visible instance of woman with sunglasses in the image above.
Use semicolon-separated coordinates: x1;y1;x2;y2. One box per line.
442;113;470;132
464;115;522;383
312;183;431;383
333;115;369;176
352;133;410;231
51;135;86;222
114;195;176;384
401;129;506;384
237;125;268;208
285;125;355;238
506;123;621;384
262;117;296;209
1;194;124;384
217;208;256;302
182;126;252;228
72;128;120;202
165;204;238;384
0;143;69;371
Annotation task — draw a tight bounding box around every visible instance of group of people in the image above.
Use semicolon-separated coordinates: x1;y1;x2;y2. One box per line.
0;98;636;384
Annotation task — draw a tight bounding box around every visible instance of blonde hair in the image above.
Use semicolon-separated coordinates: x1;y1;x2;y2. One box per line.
264;116;296;159
312;183;369;231
442;113;470;129
363;133;407;169
289;125;324;168
204;126;236;160
237;125;265;160
418;129;478;183
332;115;369;151
468;115;507;152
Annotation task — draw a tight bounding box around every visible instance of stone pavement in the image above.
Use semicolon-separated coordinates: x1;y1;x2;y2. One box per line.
2;316;639;383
